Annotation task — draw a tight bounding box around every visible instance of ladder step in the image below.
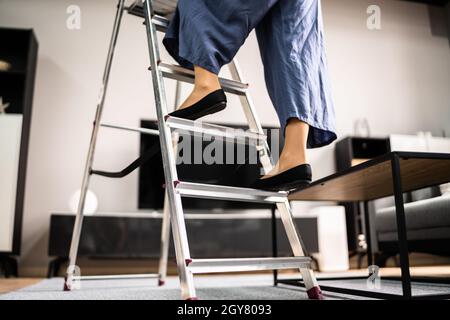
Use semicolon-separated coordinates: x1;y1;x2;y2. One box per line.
72;273;160;281
165;116;265;145
101;120;265;145
175;181;288;204
150;14;170;32
100;122;159;136
157;63;249;96
100;120;265;145
127;2;145;18
186;257;311;274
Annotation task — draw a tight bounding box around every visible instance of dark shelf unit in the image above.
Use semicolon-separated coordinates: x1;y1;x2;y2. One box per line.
0;28;38;269
335;136;391;254
47;213;318;277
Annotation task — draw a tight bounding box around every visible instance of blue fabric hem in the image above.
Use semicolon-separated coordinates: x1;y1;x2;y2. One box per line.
163;37;221;75
282;114;337;149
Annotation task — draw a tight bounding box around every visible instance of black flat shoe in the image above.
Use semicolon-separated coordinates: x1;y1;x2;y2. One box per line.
168;89;227;120
252;164;312;192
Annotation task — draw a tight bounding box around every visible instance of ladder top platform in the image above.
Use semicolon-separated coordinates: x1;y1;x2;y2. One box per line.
128;0;177;18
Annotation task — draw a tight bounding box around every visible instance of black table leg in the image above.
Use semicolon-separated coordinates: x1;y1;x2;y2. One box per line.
391;154;412;299
363;200;373;267
271;205;278;286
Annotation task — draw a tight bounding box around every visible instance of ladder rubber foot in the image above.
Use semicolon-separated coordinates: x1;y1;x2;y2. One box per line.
158;279;165;286
307;286;324;300
63;277;71;291
186;297;199;300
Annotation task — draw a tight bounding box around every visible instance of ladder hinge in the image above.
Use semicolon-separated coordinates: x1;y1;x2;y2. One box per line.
148;60;161;71
162;181;180;189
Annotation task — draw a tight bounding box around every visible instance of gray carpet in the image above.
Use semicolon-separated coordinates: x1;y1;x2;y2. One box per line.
1;274;448;300
0;274;359;300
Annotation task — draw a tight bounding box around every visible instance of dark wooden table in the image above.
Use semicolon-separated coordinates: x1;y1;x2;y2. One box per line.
276;151;450;299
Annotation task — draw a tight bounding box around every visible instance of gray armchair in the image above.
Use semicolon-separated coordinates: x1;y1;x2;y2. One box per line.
370;187;450;267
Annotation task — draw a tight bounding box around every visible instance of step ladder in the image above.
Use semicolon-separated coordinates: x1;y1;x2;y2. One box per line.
64;0;323;300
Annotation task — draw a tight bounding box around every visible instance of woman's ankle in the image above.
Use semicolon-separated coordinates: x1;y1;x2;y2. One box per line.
194;81;221;93
277;152;307;171
178;82;221;109
194;65;221;91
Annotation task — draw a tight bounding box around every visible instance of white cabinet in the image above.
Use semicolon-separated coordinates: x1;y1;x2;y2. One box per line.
291;203;349;272
0;115;23;252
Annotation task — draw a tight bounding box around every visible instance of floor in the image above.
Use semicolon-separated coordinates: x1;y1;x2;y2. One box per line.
0;278;41;294
1;267;449;300
0;274;364;300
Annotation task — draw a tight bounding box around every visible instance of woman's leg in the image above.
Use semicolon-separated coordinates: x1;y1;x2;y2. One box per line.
256;0;337;178
164;0;278;109
264;119;309;177
178;66;221;110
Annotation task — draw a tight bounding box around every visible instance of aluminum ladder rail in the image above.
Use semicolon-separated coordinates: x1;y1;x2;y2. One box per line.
65;0;324;300
63;0;169;290
142;0;323;300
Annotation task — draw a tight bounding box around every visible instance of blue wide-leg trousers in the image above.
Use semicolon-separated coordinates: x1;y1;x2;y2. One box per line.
163;0;337;148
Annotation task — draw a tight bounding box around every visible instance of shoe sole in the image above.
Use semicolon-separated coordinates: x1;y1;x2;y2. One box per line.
257;179;311;193
185;101;227;121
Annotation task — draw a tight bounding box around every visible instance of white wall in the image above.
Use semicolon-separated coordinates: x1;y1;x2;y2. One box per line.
0;0;449;276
